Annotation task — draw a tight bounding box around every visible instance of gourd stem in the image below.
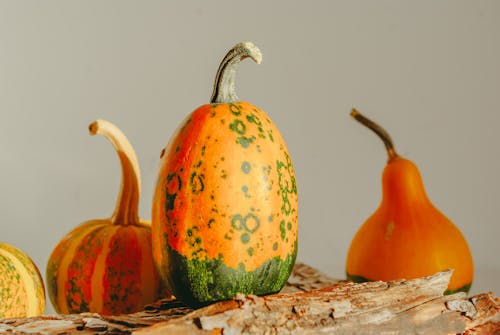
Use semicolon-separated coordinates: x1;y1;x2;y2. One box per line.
351;109;399;161
210;41;262;104
89;120;141;225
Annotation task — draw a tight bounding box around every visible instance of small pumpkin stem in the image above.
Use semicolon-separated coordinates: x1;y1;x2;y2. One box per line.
351;109;399;161
210;41;262;104
89;120;141;225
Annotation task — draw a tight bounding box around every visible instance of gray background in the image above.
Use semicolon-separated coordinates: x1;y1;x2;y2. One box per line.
1;1;499;314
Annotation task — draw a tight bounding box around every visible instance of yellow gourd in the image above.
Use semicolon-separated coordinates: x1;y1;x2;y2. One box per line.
0;242;45;318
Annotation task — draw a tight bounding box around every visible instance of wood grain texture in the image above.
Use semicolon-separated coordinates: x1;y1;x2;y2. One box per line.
0;263;498;335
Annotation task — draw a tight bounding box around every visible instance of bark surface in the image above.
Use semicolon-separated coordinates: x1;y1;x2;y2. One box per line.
1;263;498;335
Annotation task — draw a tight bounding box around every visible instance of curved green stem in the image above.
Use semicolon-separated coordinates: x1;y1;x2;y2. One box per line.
351;109;399;161
210;42;262;104
89;119;141;225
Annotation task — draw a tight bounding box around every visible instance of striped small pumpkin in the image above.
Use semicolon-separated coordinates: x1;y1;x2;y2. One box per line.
0;242;45;318
46;120;165;315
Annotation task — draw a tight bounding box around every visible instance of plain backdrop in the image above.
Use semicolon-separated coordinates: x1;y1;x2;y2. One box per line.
1;1;499;314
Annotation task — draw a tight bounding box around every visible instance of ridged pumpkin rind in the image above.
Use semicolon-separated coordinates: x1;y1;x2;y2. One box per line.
0;243;46;318
152;102;298;304
46;221;163;315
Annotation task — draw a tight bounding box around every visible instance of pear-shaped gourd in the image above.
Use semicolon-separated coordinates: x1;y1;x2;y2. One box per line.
346;110;474;294
152;42;298;305
0;242;45;318
46;120;164;314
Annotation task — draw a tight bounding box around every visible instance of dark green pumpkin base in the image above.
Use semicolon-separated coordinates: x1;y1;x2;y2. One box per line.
166;243;297;307
444;283;472;295
346;272;471;295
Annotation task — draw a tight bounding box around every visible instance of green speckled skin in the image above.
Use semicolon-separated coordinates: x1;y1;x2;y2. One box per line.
0;243;45;318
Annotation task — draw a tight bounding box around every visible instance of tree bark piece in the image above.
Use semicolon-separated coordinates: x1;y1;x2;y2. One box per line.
464;321;500;335
136;270;499;335
0;263;498;335
281;262;343;293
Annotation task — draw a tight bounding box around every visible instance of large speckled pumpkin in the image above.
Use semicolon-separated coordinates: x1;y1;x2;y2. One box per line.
46;120;164;315
152;42;298;305
0;242;45;318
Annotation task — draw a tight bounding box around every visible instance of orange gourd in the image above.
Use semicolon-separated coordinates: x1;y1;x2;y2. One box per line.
346;109;474;294
152;42;298;305
46;120;164;314
0;242;45;318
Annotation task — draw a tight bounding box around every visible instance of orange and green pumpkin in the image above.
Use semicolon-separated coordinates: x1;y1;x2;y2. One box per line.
0;242;45;318
46;120;165;315
152;42;298;305
346;110;474;294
